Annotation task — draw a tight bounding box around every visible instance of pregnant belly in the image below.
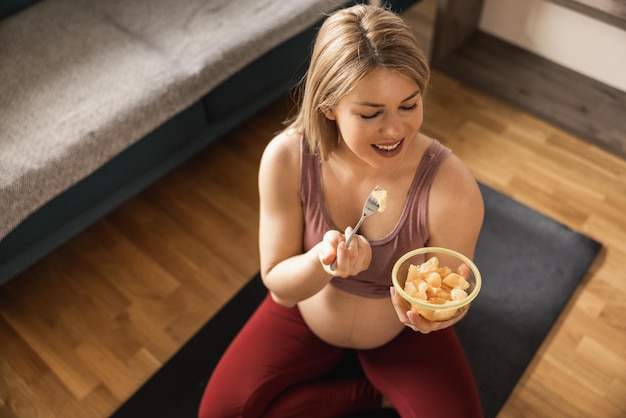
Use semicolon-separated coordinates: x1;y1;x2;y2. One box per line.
298;284;405;349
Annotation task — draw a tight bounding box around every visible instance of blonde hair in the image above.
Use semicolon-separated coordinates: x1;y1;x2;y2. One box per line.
290;4;430;160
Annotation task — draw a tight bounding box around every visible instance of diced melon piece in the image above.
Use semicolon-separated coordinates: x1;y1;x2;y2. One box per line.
425;285;441;298
414;291;427;300
371;188;387;213
405;280;418;296
451;288;468;301
442;273;469;290
438;266;452;278
424;271;442;288
418;256;439;274
437;289;451;301
417;280;429;293
406;264;421;283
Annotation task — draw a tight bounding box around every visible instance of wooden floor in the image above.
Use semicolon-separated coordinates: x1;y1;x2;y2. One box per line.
1;2;626;417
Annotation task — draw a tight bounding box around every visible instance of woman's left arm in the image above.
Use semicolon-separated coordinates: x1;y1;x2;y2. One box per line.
392;153;484;333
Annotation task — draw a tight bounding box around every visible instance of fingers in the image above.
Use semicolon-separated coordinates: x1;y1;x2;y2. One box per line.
407;308;468;334
406;311;437;334
350;233;371;270
403;310;440;334
319;230;343;266
390;287;430;334
390;287;410;323
456;262;470;278
391;287;425;332
391;287;460;334
319;246;337;267
322;227;371;276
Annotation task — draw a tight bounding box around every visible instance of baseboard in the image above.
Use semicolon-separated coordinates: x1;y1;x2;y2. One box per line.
433;30;626;161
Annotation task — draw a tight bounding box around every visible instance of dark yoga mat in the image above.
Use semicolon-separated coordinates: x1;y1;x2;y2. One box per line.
112;184;601;418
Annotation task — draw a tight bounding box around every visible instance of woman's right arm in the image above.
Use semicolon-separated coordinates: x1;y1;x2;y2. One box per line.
258;131;337;307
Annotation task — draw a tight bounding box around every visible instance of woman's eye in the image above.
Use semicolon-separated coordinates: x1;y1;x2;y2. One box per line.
401;103;418;111
360;112;381;120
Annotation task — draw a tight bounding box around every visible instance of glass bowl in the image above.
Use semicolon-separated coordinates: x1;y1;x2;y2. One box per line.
392;247;482;322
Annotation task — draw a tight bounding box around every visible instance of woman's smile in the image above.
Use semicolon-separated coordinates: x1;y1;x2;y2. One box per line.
372;139;404;157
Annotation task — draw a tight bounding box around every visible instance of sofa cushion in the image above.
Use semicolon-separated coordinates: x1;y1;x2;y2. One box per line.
0;0;347;241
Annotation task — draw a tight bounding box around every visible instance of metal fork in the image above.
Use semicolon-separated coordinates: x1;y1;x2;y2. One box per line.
330;186;382;271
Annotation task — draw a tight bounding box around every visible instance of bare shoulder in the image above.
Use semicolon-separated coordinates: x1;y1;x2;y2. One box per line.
259;128;303;200
434;151;481;200
260;128;302;175
427;147;484;255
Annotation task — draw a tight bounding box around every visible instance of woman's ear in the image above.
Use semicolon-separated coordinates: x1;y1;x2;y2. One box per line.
320;106;336;121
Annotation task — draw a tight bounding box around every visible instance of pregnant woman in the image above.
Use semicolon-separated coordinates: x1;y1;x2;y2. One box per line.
198;4;484;417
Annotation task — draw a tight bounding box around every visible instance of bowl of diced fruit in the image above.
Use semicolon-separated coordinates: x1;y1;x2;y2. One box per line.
391;247;482;322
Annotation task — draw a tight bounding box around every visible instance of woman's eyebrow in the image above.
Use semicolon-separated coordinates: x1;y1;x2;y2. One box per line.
354;89;421;107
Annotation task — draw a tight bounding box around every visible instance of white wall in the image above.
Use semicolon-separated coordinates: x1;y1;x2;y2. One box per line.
479;0;626;92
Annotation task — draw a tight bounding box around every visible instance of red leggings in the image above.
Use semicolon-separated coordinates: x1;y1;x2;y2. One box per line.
198;293;482;418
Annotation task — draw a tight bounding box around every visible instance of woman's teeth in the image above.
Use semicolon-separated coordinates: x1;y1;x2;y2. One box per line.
374;141;401;151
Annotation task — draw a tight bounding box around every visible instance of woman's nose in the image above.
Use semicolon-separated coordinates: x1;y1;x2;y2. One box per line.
381;112;402;138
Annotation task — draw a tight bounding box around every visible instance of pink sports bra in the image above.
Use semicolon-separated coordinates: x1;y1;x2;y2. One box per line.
299;136;451;298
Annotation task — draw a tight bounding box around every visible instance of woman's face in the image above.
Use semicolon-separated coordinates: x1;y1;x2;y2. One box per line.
325;67;423;170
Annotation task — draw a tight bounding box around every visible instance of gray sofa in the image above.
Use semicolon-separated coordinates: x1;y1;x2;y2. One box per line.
0;0;419;286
